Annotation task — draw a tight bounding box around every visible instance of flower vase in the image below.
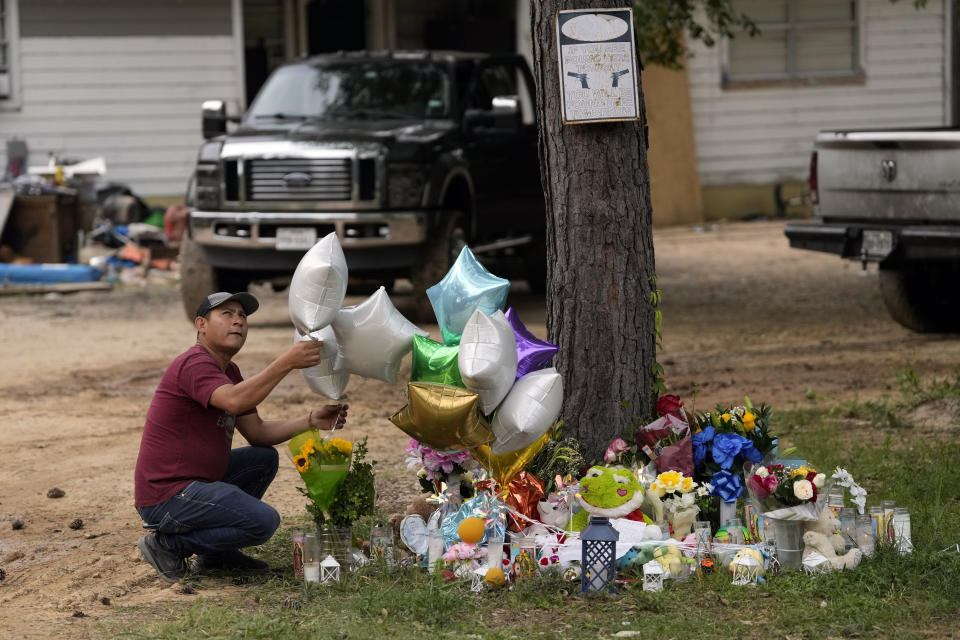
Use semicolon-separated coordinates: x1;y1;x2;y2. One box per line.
719;499;738;527
668;507;699;540
319;525;353;567
766;518;803;569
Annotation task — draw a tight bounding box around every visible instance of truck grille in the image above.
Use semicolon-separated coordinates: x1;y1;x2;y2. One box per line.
246;158;352;202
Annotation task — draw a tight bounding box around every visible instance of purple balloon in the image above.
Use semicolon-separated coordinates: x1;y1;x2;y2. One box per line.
505;307;559;379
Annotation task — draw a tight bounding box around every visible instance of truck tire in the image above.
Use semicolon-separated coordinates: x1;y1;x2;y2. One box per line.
178;237;252;320
878;262;960;333
410;211;467;323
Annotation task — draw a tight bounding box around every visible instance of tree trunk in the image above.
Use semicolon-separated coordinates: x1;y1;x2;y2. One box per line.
530;1;657;463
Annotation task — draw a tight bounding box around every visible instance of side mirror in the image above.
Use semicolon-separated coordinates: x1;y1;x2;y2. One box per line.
463;95;521;137
202;100;228;139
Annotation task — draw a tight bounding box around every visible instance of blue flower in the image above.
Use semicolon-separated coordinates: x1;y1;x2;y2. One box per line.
711;432;745;470
691;426;715;466
740;439;763;464
711;470;744;503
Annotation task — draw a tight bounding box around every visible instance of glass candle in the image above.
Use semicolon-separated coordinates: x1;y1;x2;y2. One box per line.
892;507;913;554
881;500;896;542
827;487;845;517
486;533;504;569
725;518;744;545
868;506;884;540
303;532;320;582
855;514;875;556
694;520;712;557
427;529;445;571
291;530;305;579
838;507;857;552
370;524;394;569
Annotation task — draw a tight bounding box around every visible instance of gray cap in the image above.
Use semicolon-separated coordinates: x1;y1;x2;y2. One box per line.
195;291;259;318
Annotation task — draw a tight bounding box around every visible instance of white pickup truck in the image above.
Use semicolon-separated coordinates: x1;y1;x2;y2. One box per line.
785;128;960;332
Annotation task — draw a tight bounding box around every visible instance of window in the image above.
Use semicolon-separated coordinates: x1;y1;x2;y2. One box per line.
724;0;859;83
0;0;20;104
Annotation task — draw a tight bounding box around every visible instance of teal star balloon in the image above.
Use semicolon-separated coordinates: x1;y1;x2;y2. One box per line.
410;335;465;387
427;246;510;345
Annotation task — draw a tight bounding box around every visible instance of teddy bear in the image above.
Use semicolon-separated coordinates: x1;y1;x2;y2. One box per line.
805;508;846;555
802;530;862;570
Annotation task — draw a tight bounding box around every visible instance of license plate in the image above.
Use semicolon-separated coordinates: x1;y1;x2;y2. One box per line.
862;229;893;258
276;227;317;250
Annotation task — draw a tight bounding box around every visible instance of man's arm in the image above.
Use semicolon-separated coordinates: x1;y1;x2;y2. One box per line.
209;341;323;415
237;404;348;447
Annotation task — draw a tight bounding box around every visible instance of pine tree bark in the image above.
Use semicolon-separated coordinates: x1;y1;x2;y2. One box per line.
530;1;657;463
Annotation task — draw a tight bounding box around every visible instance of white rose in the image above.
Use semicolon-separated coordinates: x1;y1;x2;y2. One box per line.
793;479;814;501
756;467;769;479
813;473;826;489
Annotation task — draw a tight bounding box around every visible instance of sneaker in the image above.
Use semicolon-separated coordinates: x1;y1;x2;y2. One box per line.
138;534;186;583
190;549;270;575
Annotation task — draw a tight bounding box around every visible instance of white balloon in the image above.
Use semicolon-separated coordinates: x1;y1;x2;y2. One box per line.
457;309;518;415
295;326;350;399
490;367;563;455
333;287;428;384
288;232;348;334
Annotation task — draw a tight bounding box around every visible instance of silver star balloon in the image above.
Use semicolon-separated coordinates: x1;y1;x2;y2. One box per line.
332;287;429;384
289;232;348;334
426;246;510;345
490;367;563;455
295;325;350;400
458;309;518;415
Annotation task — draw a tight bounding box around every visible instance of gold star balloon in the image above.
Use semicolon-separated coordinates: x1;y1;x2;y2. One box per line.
390;382;495;451
471;430;551;489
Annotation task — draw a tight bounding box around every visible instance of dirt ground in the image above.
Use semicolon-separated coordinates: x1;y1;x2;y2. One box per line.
2;220;959;638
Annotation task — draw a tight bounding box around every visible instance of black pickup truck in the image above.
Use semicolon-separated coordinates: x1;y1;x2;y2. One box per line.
181;50;545;319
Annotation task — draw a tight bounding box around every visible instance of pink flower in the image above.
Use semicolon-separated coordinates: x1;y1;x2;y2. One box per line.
604;437;630;463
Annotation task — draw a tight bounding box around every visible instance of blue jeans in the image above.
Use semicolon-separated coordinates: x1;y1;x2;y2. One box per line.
137;446;281;558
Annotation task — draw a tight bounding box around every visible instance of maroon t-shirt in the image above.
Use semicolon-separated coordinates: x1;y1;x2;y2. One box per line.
134;344;257;507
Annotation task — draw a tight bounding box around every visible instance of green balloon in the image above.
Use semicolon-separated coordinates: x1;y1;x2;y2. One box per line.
410;335;465;387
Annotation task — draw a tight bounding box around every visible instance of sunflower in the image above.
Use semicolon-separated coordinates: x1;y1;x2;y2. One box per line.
293;454;310;472
300;438;317;457
329;438;353;457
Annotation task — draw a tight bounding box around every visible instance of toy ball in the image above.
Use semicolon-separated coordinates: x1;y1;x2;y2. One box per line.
458;517;485;544
485;567;506;588
439;569;457;583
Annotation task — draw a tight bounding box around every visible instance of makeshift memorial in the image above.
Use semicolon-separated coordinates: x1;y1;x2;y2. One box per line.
490;367;563;454
391;382;494;451
648;470;700;540
410;335;465;387
504;307;558;379
333;287;429;383
296;326;350;399
288;231;348;334
458;309;518;415
580;516;619;594
427;246;510;345
572;466;649;530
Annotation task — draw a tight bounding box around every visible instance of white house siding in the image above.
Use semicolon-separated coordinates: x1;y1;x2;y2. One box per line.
687;0;948;187
0;0;241;198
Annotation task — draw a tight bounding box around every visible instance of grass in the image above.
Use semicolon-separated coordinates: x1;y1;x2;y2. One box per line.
105;373;960;640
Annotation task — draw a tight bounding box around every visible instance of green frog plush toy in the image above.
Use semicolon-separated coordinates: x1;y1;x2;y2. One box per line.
571;465;652;530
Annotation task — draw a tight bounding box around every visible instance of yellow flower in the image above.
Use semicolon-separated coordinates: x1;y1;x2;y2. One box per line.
649;480;667;499
742;412;756;431
721;413;732;423
680;477;694;492
791;465;815;478
293;454;309;472
329;438;353;457
300;438;317;457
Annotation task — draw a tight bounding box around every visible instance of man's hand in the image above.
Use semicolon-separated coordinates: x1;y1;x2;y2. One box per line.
309;404;348;430
283;340;324;370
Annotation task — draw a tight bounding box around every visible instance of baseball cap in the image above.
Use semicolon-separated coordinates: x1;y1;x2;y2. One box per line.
195;291;260;318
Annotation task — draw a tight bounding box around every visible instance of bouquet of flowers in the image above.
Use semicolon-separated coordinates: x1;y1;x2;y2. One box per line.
603;395;693;475
405;438;478;494
648;470;701;538
289;430;352;511
691;399;776;504
745;462;826;521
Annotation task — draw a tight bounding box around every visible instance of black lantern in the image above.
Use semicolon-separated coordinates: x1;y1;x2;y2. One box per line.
580;516;619;594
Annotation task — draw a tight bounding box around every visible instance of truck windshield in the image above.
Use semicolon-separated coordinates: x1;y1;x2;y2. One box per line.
247;61;451;121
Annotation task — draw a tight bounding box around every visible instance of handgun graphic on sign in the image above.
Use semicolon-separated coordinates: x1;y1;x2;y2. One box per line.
567;70;630;89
